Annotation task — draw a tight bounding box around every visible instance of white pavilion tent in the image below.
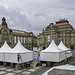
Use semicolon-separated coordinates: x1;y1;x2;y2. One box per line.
5;40;33;63
58;41;72;58
58;41;70;51
40;40;65;62
0;41;12;62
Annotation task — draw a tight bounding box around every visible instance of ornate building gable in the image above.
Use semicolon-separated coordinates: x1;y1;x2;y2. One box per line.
0;17;11;43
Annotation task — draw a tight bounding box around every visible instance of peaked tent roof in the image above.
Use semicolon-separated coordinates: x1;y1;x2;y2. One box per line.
58;41;70;51
12;40;32;53
0;41;12;52
41;40;63;52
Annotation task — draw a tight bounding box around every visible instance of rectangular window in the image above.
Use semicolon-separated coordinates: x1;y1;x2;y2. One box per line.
21;37;22;43
28;37;32;43
18;36;19;41
48;35;50;42
14;36;16;43
24;37;25;43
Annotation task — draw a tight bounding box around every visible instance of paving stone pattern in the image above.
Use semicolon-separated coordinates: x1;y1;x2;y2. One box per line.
0;66;42;75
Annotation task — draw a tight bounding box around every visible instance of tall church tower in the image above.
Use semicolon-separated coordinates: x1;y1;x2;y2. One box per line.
0;17;11;46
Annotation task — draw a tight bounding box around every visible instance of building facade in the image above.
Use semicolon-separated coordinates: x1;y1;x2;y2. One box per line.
37;19;75;50
0;17;37;50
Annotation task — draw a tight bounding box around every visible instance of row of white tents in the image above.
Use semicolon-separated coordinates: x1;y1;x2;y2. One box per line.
0;40;72;65
40;40;72;62
0;40;33;64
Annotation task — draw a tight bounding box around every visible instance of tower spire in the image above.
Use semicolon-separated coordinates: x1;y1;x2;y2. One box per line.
2;17;7;27
2;17;6;22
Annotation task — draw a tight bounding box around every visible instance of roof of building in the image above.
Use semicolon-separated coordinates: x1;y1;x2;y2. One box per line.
11;32;29;37
0;25;36;37
0;25;3;30
55;19;73;29
56;19;69;24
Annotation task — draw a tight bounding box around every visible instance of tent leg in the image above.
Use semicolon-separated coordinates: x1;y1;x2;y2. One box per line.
38;61;42;66
15;64;22;70
15;64;19;69
10;63;14;68
47;61;51;67
22;63;25;69
3;62;6;66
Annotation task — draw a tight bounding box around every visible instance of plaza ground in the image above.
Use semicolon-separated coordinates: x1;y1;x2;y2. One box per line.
0;50;75;75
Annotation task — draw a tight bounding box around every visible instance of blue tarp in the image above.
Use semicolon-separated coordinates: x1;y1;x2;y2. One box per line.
33;58;40;61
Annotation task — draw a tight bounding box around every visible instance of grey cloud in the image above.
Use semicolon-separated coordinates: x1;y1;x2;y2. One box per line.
0;3;32;31
0;0;75;35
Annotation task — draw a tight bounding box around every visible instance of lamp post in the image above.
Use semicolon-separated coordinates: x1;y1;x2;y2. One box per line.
50;23;53;41
30;32;33;50
63;31;64;44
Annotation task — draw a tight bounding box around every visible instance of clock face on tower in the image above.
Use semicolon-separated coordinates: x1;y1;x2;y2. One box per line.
3;30;8;35
1;29;9;42
4;31;7;35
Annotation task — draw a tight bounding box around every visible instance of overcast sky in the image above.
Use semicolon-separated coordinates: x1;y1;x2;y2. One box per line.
0;0;75;35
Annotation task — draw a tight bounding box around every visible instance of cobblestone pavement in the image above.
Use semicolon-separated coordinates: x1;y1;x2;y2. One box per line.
29;67;50;75
0;66;42;75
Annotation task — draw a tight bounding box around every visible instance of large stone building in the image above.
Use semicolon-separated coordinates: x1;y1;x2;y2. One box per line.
37;19;75;50
0;17;37;50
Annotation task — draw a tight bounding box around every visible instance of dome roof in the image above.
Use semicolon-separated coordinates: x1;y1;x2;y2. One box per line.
46;24;58;30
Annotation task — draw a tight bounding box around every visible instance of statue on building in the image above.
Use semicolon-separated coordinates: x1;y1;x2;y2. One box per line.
2;17;6;22
2;17;8;27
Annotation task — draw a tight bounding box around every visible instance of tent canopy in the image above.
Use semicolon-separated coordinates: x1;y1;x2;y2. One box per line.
41;40;63;52
12;40;32;53
58;41;70;51
0;41;33;63
0;41;12;52
40;40;65;62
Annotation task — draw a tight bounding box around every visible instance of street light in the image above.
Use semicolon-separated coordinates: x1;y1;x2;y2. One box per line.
30;32;33;50
50;23;53;41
